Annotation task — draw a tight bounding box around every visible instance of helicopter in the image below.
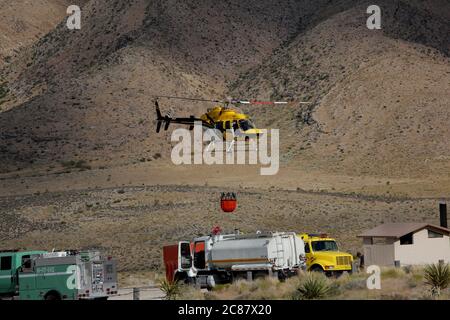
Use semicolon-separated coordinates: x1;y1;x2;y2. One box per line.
154;95;304;140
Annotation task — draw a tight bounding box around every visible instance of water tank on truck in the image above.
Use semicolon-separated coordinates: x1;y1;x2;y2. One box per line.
163;231;306;289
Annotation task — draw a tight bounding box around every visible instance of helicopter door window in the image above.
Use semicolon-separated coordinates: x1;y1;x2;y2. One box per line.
225;121;231;130
239;120;254;131
232;121;239;131
216;122;223;130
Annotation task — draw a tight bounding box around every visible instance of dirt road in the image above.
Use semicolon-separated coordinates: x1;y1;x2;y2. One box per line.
109;286;165;300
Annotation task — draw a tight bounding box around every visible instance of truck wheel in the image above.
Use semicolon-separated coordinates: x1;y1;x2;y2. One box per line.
231;272;246;282
310;266;324;273
95;297;108;301
277;271;287;282
45;292;61;300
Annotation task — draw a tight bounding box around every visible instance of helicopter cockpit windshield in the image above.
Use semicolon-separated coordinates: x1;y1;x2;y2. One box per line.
238;119;255;131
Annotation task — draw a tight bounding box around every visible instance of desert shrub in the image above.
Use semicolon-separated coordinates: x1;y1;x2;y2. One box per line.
234;279;259;295
381;267;406;279
206;279;254;299
61;160;91;170
0;83;8;100
327;281;342;297
341;277;367;291
405;267;424;288
211;284;230;292
159;278;182;300
403;265;413;274
207;276;297;300
407;278;418;289
424;263;450;297
292;272;331;300
247;277;290;300
411;272;424;282
178;284;206;300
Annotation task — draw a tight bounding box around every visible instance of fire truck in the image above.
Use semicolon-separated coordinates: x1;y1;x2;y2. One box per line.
0;250;118;300
163;231;306;289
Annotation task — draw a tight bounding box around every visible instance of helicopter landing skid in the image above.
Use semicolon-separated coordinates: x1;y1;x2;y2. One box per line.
205;140;258;153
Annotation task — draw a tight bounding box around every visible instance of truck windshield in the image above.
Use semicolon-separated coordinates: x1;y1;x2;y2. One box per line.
311;240;338;252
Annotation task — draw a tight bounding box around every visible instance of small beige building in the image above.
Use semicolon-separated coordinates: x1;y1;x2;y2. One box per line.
358;223;450;266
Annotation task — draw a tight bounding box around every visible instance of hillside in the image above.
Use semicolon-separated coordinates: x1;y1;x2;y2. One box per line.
0;0;449;179
0;0;73;68
230;0;450;177
0;0;331;172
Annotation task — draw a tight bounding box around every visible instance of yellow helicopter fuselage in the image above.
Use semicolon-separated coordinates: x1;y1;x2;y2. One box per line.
199;106;263;138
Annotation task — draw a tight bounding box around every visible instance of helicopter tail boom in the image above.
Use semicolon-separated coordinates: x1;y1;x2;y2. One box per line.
155;99;206;132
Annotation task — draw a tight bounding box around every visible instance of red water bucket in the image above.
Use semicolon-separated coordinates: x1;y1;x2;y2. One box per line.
220;192;237;212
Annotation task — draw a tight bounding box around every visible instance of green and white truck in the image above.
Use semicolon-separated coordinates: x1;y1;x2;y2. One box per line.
0;250;118;300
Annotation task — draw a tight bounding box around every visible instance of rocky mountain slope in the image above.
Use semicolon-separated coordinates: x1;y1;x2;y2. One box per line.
230;0;450;176
0;0;74;67
0;0;322;172
0;0;449;180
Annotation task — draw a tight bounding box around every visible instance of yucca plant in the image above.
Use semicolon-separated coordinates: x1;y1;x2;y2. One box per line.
159;278;182;300
424;262;450;297
292;272;331;300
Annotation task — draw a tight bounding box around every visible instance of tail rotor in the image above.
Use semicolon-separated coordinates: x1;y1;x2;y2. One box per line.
155;99;172;133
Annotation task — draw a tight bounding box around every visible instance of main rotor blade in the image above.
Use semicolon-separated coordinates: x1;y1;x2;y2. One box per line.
153;95;223;103
153;95;312;106
235;100;312;105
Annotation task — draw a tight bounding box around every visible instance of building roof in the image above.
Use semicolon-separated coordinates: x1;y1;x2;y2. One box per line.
358;223;450;238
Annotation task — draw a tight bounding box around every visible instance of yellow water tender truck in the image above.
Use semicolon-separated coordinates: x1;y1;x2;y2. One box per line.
299;233;353;276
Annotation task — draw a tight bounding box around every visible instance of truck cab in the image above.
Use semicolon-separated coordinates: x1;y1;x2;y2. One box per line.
0;250;47;298
299;233;353;276
163;237;211;285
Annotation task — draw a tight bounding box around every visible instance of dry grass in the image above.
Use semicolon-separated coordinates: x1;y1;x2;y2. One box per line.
174;267;450;300
1;184;446;273
118;271;157;288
